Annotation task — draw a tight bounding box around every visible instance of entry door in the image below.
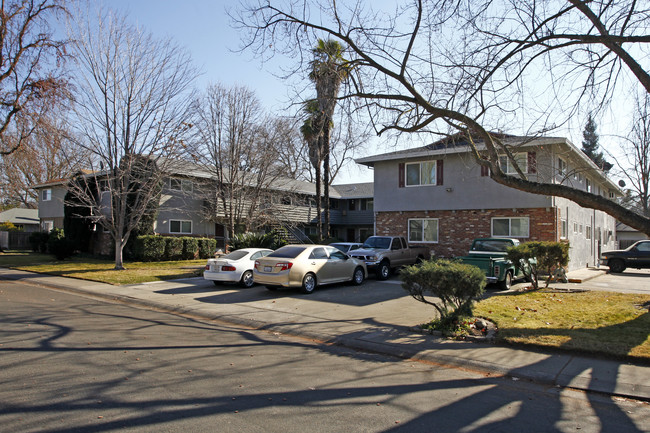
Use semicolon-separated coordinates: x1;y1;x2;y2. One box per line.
347;228;355;242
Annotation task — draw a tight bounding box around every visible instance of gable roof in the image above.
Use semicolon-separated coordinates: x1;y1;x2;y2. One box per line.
356;134;620;192
0;208;39;225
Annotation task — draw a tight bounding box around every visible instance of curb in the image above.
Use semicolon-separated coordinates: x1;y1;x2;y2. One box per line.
3;271;648;402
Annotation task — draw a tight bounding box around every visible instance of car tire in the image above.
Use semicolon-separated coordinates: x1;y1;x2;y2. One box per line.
351;266;365;285
498;271;513;290
608;259;626;273
240;270;254;288
301;273;317;294
377;261;391;280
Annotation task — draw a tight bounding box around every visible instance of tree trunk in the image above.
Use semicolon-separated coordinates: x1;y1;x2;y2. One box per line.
114;237;125;270
323;128;331;239
315;162;322;241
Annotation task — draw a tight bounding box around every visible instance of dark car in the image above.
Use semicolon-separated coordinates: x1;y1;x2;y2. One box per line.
600;240;650;273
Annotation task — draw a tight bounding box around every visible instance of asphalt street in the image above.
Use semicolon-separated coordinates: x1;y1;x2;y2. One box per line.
2;280;649;433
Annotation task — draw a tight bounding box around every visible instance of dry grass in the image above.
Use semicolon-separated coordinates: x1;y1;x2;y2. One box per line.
0;251;205;285
474;289;650;361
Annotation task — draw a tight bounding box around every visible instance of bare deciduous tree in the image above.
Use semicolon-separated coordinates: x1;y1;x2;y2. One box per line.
618;93;650;216
67;8;197;269
188;84;289;237
234;0;650;234
0;0;67;157
0;112;86;207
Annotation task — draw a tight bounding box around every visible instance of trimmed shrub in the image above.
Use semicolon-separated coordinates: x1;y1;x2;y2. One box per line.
229;229;289;251
46;228;76;260
164;236;183;261
29;231;49;253
506;241;570;289
198;238;217;259
133;235;166;262
401;259;487;328
182;237;199;260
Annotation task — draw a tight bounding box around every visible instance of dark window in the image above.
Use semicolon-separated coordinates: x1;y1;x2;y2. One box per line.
268;246;306;258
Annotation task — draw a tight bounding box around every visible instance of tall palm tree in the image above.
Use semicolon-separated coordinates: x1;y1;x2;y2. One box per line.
300;100;323;240
308;39;348;239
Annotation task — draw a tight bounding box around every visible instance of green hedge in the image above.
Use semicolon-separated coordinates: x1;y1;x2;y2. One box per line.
133;235;216;261
164;237;183;261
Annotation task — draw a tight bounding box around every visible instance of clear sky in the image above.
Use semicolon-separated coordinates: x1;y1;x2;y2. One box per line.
103;1;632;186
106;0;375;184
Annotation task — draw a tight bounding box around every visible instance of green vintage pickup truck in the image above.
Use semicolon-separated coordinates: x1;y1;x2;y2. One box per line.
457;238;527;290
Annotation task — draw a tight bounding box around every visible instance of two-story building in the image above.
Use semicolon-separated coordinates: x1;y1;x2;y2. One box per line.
32;163;374;255
356;134;620;270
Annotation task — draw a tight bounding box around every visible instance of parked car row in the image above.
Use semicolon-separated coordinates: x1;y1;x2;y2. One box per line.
204;244;368;294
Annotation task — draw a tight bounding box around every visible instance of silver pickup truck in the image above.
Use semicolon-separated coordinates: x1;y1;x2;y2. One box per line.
349;236;430;280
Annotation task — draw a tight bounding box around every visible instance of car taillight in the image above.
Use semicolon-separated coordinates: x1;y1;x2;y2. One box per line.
254;260;260;270
275;262;293;271
205;265;210;270
221;265;236;272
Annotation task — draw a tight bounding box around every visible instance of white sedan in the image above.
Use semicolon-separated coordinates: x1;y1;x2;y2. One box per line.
204;248;273;288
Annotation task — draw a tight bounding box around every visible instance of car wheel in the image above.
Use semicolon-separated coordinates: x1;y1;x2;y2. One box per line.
377;261;391;280
608;259;626;273
240;270;254;288
301;273;317;294
265;285;278;291
351;266;365;285
212;280;221;287
498;271;513;290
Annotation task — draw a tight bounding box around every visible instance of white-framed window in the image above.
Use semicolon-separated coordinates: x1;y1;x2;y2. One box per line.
561;219;568;239
408;218;439;243
558;158;566;176
579;224;583;234
499;153;528;175
492;217;529;238
42;189;52;201
586;225;592;240
609;190;616;199
170;178;193;193
42;220;54;232
573;222;578;234
360;198;374;211
170;220;192;234
585;178;592;193
406;160;437;186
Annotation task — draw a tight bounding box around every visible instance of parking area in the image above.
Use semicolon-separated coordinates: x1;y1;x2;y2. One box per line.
577;268;650;294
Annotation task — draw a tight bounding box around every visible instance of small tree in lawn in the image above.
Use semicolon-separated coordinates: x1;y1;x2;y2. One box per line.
401;259;486;334
506;242;570;289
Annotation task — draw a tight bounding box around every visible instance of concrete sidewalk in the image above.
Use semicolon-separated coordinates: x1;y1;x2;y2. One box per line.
1;266;648;402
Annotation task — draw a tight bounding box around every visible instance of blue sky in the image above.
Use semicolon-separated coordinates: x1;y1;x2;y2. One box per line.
107;0;375;183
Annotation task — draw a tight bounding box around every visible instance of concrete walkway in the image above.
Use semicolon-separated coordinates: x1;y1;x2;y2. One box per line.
1;266;648;402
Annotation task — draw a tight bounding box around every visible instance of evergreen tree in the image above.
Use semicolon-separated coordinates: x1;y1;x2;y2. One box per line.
581;114;613;173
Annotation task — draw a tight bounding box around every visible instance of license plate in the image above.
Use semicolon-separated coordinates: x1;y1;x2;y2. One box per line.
264;266;272;272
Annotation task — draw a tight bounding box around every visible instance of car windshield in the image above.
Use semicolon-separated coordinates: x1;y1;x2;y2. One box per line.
472;240;513;252
362;237;391;249
221;250;248;260
267;246;306;259
330;243;349;252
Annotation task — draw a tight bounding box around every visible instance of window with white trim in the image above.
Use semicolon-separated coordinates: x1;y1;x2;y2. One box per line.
42;220;54;232
492;217;529;238
558;158;566;176
408;218;439;243
170;178;193;193
586;225;592;240
585;178;592;193
561;219;568;239
170;220;192;234
42;189;52;201
406;161;437;186
498;153;528;175
573;222;578;234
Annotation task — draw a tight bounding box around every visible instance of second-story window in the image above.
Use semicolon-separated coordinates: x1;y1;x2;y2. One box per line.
558;158;566;176
498;153;528;175
349;199;356;211
360;198;373;211
406;161;437;186
42;189;52;201
586;178;592;193
170;178;193;193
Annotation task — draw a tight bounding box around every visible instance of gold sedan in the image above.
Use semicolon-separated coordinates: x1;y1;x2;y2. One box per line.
253;244;367;294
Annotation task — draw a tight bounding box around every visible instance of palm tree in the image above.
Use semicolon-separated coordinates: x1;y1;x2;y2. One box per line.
300;100;323;240
308;39;348;239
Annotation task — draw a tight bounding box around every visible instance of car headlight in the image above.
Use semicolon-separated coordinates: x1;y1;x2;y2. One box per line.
369;255;378;261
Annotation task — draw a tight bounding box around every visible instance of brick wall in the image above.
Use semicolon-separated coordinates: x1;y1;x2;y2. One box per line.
376;207;559;258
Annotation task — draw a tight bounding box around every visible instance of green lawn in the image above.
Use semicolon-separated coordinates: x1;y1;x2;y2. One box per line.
0;251;205;285
3;251;649;361
474;289;650;361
